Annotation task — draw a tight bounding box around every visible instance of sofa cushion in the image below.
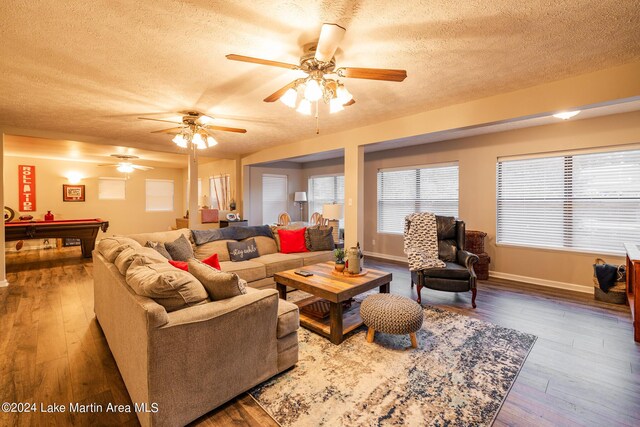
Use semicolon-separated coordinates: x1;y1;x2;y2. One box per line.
194;239;235;262
97;237;143;263
270;224;304;251
219;260;267;283
294;251;335;266
164;234;194;261
276;299;299;339
188;259;247;301
127;228;191;246
253;253;303;277
114;246;168;275
305;227;334;251
227;238;260;262
125;258;209;312
422;262;471;280
278;228;309;254
145;241;172;260
250;236;278;256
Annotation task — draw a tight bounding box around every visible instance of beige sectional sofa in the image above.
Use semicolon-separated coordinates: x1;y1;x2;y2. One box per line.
93;227;333;427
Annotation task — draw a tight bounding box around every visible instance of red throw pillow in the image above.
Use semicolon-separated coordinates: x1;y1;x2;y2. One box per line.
169;253;220;272
278;228;309;254
168;260;188;271
202;253;221;270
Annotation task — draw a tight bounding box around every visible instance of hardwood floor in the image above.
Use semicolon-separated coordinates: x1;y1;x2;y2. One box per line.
1;248;639;426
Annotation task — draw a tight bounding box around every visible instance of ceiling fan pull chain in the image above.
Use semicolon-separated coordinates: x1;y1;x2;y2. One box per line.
315;101;320;135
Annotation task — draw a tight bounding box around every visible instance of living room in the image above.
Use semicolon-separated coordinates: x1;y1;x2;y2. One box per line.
1;1;640;426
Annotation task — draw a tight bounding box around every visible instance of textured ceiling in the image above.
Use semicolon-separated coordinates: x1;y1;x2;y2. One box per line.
1;0;639;159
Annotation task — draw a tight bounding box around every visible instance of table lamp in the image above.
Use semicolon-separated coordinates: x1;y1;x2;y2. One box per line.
322;203;343;243
294;191;307;221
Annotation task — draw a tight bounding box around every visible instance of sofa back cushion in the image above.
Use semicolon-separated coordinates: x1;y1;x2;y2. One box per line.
127;228;192;246
194;239;235;262
114;246;169;275
97;237;142;263
126;258;209;312
251;236;277;256
188;259;247;301
145;241;172;260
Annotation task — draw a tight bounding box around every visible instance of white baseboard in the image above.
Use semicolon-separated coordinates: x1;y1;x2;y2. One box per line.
0;279;8;288
363;251;408;263
489;271;593;294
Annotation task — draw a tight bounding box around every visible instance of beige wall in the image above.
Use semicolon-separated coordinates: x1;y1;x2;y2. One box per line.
363;111;640;289
3;156;184;244
195;158;239;210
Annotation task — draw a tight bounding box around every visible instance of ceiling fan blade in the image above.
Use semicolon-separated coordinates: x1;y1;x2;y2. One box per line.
139;117;183;125
226;54;298;70
204;125;247;134
97;164;118;167
344;99;356;107
132;165;154;171
151;127;184;134
315;23;346;62
263;80;298;103
337;67;407;82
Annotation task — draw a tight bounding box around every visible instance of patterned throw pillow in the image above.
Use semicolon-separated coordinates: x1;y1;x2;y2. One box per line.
145;241;172;260
227;238;260;262
164;234;194;261
188;259;247;301
305;226;334;251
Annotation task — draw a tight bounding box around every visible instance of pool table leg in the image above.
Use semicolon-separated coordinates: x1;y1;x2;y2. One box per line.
80;238;95;258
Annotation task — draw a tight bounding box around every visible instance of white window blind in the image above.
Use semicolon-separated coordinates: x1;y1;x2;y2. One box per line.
308;175;344;226
146;179;174;212
377;163;459;234
262;174;288;224
497;149;640;254
209;175;231;210
98;177;126;200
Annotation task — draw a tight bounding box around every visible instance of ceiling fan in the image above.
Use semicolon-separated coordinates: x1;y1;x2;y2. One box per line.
139;111;247;150
226;23;407;116
99;155;153;173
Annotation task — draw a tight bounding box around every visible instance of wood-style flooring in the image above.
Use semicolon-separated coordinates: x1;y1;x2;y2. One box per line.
1;248;639;426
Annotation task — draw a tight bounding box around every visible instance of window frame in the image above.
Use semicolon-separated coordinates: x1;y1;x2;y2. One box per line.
307;173;344;223
145;179;175;212
98;177;126;200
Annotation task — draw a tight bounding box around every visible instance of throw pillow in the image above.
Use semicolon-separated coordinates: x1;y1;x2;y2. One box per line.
168;260;189;271
145;241;172;260
164;234;194;261
187;258;247;301
305;226;335;251
169;253;220;272
278;228;309;254
126;258;209;312
227;238;259;262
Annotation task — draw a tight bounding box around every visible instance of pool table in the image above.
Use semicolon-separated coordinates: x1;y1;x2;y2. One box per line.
5;218;109;258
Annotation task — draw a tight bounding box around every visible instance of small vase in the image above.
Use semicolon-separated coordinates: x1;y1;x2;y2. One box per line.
335;262;345;272
230;201;237;211
44;210;54;221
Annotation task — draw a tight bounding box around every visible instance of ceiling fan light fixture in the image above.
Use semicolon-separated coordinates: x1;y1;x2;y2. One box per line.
280;87;298;108
329;97;345;114
117;163;135;173
304;79;323;102
172;133;188;148
297;99;312;115
336;84;353;104
206;135;218;147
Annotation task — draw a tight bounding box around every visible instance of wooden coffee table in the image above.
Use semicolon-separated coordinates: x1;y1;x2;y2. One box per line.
274;262;392;344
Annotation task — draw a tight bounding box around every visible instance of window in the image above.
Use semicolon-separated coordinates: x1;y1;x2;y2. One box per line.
262;174;288;224
145;179;174;212
308;174;344;225
497;149;640;254
98;177;126;200
377;163;459;234
209;175;231;210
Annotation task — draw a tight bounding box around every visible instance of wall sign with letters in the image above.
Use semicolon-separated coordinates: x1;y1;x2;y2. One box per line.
18;165;36;212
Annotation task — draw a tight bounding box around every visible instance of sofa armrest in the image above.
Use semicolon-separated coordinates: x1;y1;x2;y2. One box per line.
457;250;479;270
160;288;279;327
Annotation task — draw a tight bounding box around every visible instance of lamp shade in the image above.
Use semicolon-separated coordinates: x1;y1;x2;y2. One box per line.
294;192;307;202
322;203;343;219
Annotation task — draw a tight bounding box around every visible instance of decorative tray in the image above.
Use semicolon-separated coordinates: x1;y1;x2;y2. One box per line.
332;268;369;278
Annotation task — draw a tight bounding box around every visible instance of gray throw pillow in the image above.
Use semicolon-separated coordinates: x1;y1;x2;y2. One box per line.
187;259;247;301
164;234;194;261
227;238;259;262
305;227;335;251
145;241;172;260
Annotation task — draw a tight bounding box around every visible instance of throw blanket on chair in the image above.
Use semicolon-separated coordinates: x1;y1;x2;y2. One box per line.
404;212;446;272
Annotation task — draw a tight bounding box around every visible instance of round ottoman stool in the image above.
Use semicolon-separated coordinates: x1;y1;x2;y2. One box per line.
360;294;424;348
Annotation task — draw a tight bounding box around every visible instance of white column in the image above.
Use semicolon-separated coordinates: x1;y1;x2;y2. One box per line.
343;145;364;249
187;146;199;230
0;133;8;287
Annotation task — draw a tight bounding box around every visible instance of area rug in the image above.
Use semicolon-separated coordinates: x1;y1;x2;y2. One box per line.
250;301;536;426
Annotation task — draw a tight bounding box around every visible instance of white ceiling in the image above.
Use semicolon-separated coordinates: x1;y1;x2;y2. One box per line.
1;1;639;159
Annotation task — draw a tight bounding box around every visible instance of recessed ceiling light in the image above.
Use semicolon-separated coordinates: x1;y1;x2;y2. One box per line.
553;110;581;120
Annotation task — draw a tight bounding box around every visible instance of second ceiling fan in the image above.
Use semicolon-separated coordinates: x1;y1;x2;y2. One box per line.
226;23;407;116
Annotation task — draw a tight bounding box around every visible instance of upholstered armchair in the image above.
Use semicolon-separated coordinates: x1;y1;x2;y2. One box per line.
407;216;479;308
